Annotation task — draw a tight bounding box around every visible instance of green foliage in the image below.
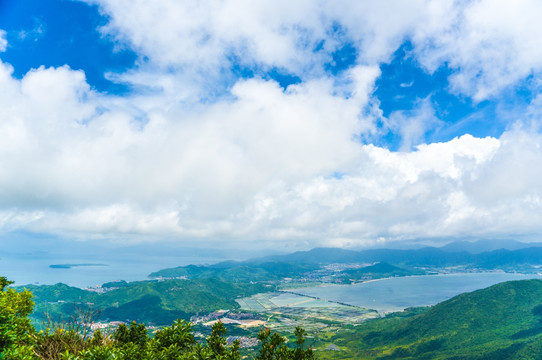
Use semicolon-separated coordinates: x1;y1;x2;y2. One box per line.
0;276;36;359
113;321;148;347
22;284;89;304
339;262;424;282
26;279;272;326
30;317;314;360
101;281;129;290
1;277;313;359
149;262;317;282
317;279;542;359
255;327;314;360
198;321;240;360
152;319;195;352
36;319;248;360
1;274;317;359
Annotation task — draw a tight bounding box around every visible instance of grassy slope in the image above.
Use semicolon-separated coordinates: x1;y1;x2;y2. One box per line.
318;279;542;360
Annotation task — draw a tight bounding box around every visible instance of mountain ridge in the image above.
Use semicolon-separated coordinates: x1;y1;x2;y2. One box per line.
150;243;542;280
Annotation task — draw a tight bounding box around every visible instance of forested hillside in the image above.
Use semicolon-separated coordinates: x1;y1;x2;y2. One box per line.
23;279;273;325
6;274;542;359
318;279;542;359
1;275;312;360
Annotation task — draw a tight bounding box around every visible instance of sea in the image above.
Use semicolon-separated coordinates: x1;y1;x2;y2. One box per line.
0;254;223;288
289;272;542;312
0;232;276;288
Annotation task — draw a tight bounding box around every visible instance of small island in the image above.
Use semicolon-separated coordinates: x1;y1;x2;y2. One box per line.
49;263;108;269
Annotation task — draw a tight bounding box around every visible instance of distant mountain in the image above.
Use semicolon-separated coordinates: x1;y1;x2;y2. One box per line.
351;262;404;274
341;262;425;281
247;247;365;265
440;239;542;254
150;245;542;282
242;246;476;267
323;279;542;359
476;247;542;269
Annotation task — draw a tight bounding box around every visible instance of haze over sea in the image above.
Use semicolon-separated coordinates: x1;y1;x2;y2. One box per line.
0;254;222;288
0;233;262;287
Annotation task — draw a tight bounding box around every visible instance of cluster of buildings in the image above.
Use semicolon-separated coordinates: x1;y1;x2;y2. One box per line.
191;310;264;328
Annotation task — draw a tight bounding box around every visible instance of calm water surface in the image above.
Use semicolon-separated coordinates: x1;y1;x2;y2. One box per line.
0;255;222;288
1;234;263;288
290;273;542;312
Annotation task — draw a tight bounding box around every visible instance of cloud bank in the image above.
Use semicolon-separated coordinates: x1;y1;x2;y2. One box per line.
1;0;542;249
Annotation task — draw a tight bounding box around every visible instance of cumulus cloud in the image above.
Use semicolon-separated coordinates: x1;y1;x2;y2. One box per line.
87;0;542;102
2;57;542;247
0;61;378;244
412;0;542;100
88;0;425;95
2;1;542;249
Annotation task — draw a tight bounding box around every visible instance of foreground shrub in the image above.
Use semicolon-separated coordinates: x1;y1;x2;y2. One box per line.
0;276;35;359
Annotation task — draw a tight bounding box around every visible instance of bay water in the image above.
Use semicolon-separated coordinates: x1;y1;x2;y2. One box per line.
289;272;542;312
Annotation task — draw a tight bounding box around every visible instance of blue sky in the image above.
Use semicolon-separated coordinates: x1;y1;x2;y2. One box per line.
0;1;511;145
1;0;542;251
0;0;137;93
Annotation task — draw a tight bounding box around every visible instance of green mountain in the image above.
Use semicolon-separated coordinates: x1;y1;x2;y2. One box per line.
151;246;542;281
149;261;318;282
340;262;424;281
318;279;542;359
24;279;273;325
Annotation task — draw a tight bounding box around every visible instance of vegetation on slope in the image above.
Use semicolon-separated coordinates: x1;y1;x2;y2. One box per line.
0;276;35;359
1;275;315;360
150;245;542;283
149;262;318;282
25;279;274;325
340;262;424;281
317;279;542;359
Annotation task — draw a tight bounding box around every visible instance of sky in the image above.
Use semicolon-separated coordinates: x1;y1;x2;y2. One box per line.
1;0;542;252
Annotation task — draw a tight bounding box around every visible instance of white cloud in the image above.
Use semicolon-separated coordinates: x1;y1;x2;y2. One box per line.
412;0;542;101
0;29;7;52
0;62;380;245
3;56;542;247
87;0;426;95
87;0;542;102
2;1;542;249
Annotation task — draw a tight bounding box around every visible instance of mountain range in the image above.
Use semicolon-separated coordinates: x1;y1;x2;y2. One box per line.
150;240;542;281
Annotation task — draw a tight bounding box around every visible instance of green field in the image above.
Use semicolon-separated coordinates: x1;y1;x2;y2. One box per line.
237;291;379;334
